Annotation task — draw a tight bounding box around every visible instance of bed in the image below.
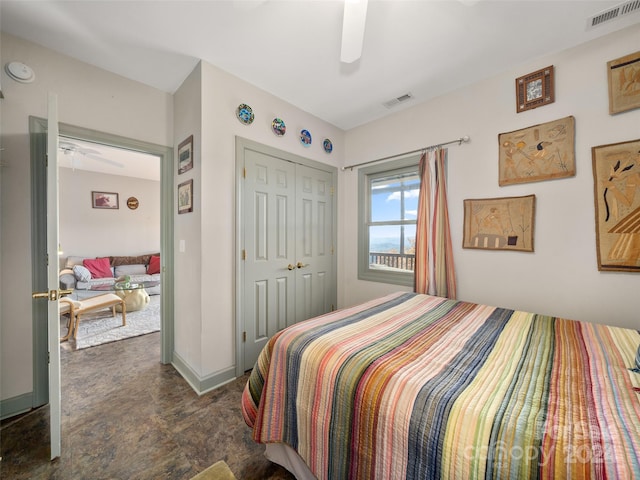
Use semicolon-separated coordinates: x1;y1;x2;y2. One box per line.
242;292;640;479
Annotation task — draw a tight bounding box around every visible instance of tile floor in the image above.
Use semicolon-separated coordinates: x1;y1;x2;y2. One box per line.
0;332;295;480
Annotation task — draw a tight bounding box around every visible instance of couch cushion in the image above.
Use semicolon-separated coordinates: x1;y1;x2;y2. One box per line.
72;265;91;282
115;264;147;276
83;257;113;279
147;255;161;274
110;254;158;267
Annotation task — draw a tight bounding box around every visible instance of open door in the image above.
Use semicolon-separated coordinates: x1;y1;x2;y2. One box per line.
31;93;62;459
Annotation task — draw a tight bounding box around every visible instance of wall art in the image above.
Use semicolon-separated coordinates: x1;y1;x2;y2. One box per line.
178;179;193;214
178;135;194;175
499;115;575;186
463;195;535;252
126;197;139;210
91;191;119;209
272;118;286;136
607;50;640;115
592;138;640;272
515;65;554;113
236;104;254;125
300;129;312;147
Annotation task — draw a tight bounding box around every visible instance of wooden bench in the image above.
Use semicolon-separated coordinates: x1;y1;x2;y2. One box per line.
59;293;126;342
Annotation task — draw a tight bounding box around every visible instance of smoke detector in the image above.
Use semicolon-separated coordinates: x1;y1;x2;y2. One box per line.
4;61;35;83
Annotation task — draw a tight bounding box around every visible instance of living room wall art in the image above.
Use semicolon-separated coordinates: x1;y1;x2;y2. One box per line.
592;138;640;272
463;194;535;252
498;115;575;186
607;50;640;115
178;179;193;214
515;65;554;113
178;135;194;175
91;191;119;209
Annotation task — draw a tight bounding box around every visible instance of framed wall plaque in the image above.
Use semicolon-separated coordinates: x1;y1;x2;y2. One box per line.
516;65;554;113
91;191;119;209
592;138;640;271
463;195;536;252
178;135;194;175
607;50;640;115
178;179;193;214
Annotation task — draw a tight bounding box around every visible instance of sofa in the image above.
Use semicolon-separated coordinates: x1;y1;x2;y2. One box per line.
59;253;161;299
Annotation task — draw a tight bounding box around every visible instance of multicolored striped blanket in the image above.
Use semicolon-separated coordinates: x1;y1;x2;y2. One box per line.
242;292;640;479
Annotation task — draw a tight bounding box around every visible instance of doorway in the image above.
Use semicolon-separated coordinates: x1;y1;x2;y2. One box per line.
29;118;174;408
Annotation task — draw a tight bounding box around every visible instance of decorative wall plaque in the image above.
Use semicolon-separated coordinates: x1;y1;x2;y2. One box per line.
516;66;554;113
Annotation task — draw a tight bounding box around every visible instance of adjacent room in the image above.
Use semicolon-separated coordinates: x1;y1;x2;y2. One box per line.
1;1;639;479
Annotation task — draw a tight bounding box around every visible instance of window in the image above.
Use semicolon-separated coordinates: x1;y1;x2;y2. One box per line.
358;155;420;286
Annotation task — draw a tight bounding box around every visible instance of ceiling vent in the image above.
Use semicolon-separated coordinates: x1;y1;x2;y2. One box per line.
383;93;414;109
586;0;640;29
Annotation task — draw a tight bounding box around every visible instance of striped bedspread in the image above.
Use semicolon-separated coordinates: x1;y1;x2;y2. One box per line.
242;292;640;479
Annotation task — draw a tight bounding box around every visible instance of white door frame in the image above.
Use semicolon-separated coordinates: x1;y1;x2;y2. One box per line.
234;136;338;376
29;118;175;415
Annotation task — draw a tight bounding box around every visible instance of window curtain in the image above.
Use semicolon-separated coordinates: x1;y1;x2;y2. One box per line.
414;148;457;298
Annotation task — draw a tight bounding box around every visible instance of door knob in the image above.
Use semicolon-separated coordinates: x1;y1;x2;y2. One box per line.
287;264;295;270
296;262;307;269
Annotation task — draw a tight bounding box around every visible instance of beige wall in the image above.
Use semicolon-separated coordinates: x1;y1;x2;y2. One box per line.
340;24;640;329
0;33;173;402
58;168;160;263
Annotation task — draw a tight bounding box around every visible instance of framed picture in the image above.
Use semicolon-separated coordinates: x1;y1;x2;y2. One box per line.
607;50;640;115
499;115;575;186
178;179;193;214
592;138;640;272
516;65;554;113
463;195;536;252
178;135;194;174
91;191;119;209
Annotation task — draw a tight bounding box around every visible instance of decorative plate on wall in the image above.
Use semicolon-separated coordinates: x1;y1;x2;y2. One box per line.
300;129;312;147
236;104;255;125
272;118;286;136
323;138;333;154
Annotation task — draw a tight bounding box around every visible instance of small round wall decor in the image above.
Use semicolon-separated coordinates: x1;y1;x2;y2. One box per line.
272;118;286;136
300;129;312;147
236;104;255;125
127;197;139;210
323;138;333;154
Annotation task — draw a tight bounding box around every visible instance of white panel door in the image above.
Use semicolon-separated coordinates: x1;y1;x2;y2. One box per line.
243;149;296;370
295;164;334;321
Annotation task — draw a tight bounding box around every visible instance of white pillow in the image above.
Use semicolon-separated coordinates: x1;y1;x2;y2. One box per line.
73;265;91;282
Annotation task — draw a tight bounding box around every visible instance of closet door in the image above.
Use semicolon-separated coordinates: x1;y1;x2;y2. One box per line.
295;164;334;322
243;149;296;370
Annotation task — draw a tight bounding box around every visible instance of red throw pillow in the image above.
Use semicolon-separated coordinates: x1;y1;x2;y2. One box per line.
83;257;113;279
147;255;161;274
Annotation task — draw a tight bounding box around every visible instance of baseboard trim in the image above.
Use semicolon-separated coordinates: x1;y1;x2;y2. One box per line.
0;392;34;421
171;353;236;396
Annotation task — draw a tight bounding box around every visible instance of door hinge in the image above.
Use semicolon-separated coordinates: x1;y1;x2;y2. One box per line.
331;304;335;311
243;331;247;342
331;246;334;255
48;352;50;364
242;249;247;260
243;167;247;178
330;186;334;195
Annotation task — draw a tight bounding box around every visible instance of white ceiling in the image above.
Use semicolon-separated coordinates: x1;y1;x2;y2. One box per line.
2;0;640;133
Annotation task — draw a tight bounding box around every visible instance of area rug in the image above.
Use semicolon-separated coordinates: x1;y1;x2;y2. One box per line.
60;295;160;351
190;460;237;480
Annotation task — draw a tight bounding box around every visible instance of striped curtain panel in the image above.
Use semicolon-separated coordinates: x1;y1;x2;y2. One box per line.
414;148;457;298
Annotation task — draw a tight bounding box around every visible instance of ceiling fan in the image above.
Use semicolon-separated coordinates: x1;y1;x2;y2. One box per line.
340;0;368;64
59;140;125;169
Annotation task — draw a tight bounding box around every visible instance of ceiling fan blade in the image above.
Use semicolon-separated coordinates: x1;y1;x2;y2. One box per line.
340;0;368;64
83;153;125;168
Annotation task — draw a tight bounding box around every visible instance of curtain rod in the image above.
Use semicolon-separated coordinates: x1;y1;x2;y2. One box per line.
341;135;470;171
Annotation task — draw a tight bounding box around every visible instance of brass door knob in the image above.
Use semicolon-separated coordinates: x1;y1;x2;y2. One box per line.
287;264;295;270
296;262;306;269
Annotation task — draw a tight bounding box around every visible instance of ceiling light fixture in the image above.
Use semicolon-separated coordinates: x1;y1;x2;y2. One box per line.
340;0;369;64
4;61;35;83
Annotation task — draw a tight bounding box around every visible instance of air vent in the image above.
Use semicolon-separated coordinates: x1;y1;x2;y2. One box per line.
383;93;413;109
586;0;640;29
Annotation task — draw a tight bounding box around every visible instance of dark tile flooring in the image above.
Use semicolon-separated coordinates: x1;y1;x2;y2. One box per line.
0;332;295;480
